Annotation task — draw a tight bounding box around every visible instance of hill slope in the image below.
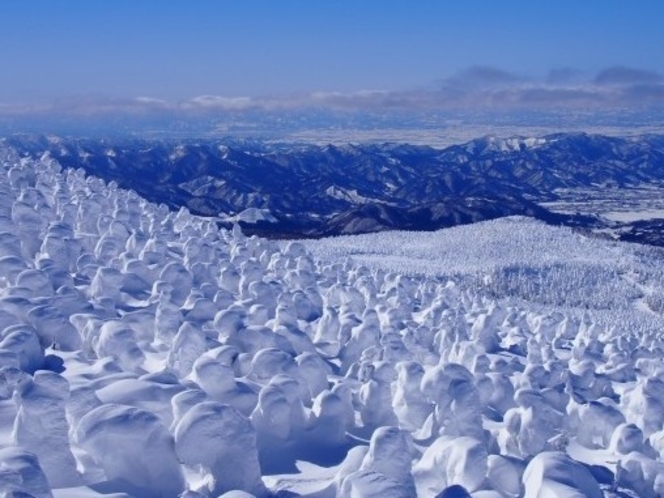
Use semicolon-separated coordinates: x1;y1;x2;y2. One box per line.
2;145;664;496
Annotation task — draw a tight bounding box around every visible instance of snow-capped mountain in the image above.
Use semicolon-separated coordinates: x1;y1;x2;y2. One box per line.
4;133;664;244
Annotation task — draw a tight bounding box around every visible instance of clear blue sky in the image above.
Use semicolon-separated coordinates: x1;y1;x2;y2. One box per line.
1;0;663;104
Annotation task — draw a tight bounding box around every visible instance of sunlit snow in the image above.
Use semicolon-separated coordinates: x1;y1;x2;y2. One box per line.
1;145;664;497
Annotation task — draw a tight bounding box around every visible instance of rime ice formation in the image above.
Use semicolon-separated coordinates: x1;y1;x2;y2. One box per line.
2;146;664;497
0;446;53;498
75;403;185;497
522;452;603;498
11;371;80;488
174;401;268;497
413;435;488;496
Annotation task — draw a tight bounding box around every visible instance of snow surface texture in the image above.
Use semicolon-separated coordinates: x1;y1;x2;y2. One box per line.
1;147;664;497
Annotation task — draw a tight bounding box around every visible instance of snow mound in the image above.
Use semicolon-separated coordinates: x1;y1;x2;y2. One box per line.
75;404;185;497
522;451;603;498
174;401;267;497
0;446;53;498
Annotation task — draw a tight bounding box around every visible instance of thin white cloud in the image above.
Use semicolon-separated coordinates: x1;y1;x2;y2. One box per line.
182;95;256;111
134;96;169;105
1;66;663;117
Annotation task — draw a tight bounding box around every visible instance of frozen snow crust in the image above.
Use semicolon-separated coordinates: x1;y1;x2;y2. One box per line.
1;146;664;497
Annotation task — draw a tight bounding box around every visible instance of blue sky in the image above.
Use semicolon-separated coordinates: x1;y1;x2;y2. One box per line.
1;1;664;112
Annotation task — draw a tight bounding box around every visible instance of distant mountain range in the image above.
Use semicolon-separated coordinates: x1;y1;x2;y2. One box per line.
4;133;664;244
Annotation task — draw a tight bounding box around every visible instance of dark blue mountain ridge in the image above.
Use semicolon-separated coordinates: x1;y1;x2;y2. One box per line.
3;133;663;243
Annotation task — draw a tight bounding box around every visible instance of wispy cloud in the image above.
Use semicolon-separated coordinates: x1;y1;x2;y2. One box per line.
594;66;663;86
180;95;258;111
2;66;664;118
443;66;524;89
545;68;586;85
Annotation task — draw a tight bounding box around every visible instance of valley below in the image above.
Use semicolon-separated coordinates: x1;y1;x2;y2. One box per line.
5;132;664;246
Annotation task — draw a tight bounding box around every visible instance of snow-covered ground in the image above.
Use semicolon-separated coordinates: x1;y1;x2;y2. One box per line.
302;217;664;327
283;124;664;149
2;146;664;497
539;184;664;240
603;209;664;223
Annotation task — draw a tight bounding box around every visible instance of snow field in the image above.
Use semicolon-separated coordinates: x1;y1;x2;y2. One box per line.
1;147;664;496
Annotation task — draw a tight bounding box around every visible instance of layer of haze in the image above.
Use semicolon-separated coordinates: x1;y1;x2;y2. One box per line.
2;0;664;105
